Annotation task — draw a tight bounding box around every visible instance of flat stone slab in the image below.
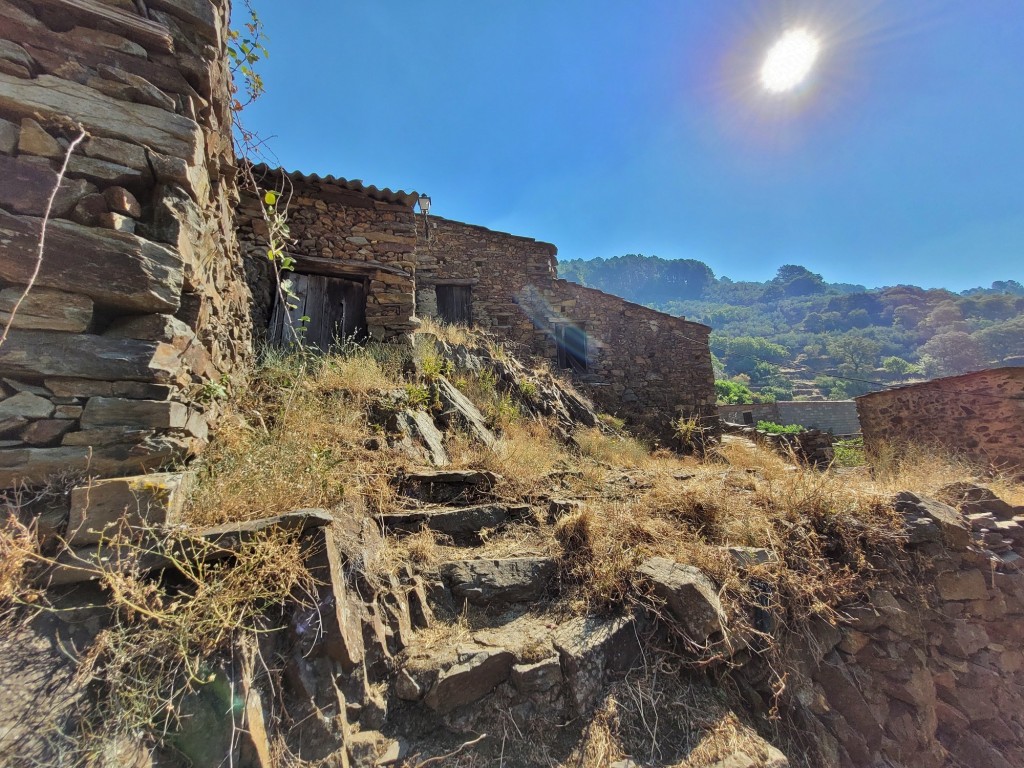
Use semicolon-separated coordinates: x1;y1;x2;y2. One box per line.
398;468;499;504
434;376;497;448
401;469;498;488
423;648;514;714
379;503;532;539
555;614;641;716
637;557;726;642
894;492;971;550
440;557;556;605
40;509;334;586
67;471;192;546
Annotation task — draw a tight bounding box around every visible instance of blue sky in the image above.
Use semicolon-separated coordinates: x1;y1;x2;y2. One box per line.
239;1;1024;291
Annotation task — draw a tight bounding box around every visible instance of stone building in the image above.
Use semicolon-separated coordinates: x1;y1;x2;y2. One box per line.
719;400;861;436
0;0;714;494
237;166;716;437
857;367;1024;474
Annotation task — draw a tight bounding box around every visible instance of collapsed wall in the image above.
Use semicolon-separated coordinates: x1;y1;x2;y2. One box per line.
0;0;251;490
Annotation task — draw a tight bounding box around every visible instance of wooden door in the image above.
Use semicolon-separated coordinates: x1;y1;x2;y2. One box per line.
269;274;367;351
436;285;472;325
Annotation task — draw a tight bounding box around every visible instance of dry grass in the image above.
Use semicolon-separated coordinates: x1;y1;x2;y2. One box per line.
0;513;38;609
30;525;317;759
186;346;411;526
575;427;652;468
416;316;476;347
562;651;785;768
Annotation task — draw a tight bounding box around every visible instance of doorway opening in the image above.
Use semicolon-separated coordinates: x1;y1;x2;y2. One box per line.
436;284;473;325
555;323;587;372
269;273;367;351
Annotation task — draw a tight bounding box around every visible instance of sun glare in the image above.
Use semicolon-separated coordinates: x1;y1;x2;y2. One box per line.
760;28;821;93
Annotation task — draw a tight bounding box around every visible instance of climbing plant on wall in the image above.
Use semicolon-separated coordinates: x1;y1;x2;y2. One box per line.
227;2;305;344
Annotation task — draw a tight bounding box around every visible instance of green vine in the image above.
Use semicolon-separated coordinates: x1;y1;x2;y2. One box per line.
227;3;306;345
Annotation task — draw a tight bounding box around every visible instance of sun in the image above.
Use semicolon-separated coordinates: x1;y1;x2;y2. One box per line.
760;28;821;93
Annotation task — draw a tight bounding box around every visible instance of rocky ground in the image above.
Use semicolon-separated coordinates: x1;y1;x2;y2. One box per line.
2;323;1023;767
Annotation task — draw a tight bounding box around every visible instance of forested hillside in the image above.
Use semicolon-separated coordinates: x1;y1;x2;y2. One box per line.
559;256;1024;402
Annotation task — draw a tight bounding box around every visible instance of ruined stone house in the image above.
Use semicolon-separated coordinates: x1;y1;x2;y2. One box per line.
238;165;716;438
0;0;713;493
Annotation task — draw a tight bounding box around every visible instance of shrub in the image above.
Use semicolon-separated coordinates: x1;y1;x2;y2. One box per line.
756;420;804;435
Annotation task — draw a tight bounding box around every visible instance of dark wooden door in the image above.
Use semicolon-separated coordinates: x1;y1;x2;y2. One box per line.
436;285;472;325
269;274;367;351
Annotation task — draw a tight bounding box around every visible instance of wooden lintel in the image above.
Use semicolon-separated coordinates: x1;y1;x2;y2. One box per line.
431;278;479;287
36;0;175;53
288;253;411;279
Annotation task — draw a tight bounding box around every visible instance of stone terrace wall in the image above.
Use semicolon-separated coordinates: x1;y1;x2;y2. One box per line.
785;490;1024;767
857;367;1024;473
417;216;716;435
0;0;252;488
719;400;861;435
237;168;418;341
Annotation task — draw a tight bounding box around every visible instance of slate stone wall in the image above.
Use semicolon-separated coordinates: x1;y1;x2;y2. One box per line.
418;216;717;436
857;367;1024;474
719;400;862;435
0;0;252;489
788;489;1024;767
415;215;558;347
236;169;419;341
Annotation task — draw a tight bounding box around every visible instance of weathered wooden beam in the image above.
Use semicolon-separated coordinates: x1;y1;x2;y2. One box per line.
287;253;410;279
33;0;175;53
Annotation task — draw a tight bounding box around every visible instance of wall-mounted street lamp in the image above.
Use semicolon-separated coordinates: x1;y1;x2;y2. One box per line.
418;194;431;242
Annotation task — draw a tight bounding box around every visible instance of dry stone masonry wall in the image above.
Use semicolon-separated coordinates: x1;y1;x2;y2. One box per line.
857;366;1024;474
237;166;419;341
417;215;717;435
0;0;252;490
720;400;861;436
782;487;1024;767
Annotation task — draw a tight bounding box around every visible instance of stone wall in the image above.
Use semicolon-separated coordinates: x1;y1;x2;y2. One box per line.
418;216;717;435
526;279;716;433
236;166;419;342
0;0;252;489
415;215;558;347
857;367;1024;473
719;400;861;435
785;488;1024;767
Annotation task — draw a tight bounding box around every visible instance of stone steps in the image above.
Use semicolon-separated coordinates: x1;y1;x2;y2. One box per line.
378;502;533;541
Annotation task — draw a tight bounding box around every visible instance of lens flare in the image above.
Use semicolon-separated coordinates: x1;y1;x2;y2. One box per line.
760;28;821;93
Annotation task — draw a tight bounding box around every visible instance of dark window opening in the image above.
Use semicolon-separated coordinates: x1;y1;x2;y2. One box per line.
436;284;473;325
269;273;367;351
742;411;755;425
556;323;587;372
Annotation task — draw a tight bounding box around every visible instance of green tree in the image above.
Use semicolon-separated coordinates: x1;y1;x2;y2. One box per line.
881;356;920;380
826;334;882;375
918;332;987;377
